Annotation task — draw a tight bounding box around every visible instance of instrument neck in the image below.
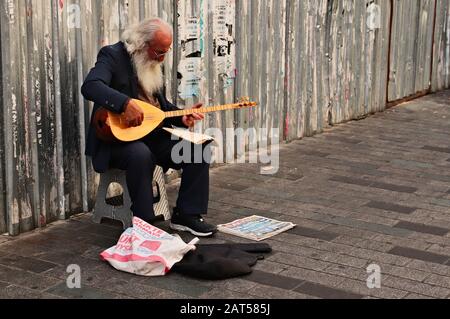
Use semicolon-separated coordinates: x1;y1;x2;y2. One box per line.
165;103;247;118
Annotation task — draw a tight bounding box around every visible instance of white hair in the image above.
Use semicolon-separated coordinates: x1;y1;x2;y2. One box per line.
122;17;173;54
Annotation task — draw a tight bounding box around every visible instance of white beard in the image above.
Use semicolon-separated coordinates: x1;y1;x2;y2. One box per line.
132;50;164;96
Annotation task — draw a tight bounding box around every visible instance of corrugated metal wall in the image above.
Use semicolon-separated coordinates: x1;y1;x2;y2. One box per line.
388;0;436;101
1;0;449;236
432;0;450;91
285;0;392;139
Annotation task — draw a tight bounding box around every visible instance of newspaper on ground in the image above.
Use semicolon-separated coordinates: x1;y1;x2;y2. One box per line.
218;215;296;241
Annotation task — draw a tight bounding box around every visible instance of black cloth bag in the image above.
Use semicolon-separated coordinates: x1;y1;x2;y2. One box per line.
172;243;272;280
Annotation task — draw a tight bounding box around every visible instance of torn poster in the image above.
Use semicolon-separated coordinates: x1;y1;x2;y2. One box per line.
213;0;236;89
178;12;203;99
178;58;202;99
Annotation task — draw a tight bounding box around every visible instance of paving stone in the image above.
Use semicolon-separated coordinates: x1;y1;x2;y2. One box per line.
394;221;449;236
340;237;395;253
423;274;450;289
371;234;432;251
294;281;364;299
391;159;435;169
418;172;450;183
370;181;419;194
431;198;450;208
227;206;282;220
243;270;303;290
45;282;120;299
217;279;259;293
202;289;257;299
252;260;289;275
348;249;413;267
336;278;408;299
366;201;417;214
383;276;450;298
406;260;450;277
409;232;450;247
307;212;412;237
211;180;250;191
427;244;450;256
0;280;8;289
347;212;399;227
82;234;120;248
300;150;331;158
0;255;58;274
388;247;449;264
267;252;331;271
286;226;339;241
248;284;318;299
330;176;418;193
377;264;430;282
322;225;380;240
320;252;370;268
403;293;434;299
422;146;450;154
131;273;211;298
324;135;363;145
329;176;372;187
323;264;368;281
0;250;10;258
0;265;61;291
280;267;347;288
86;273;186;299
0;285;61;299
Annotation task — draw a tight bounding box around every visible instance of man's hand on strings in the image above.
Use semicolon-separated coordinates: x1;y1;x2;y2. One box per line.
123;99;144;127
182;103;205;128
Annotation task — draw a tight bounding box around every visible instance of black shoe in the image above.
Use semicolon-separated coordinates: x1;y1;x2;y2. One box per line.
170;214;218;237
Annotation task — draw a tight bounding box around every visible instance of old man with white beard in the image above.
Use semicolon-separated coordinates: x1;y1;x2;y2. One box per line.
81;18;217;237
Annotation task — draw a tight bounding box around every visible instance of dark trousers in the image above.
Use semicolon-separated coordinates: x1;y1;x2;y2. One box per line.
109;129;211;221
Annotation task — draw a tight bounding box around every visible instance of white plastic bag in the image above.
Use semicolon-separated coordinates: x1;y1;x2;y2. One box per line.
101;217;199;277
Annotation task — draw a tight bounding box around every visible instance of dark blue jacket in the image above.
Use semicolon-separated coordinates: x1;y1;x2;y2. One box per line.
81;41;186;173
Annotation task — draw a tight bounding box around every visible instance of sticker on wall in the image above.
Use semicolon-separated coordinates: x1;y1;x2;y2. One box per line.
178;58;202;99
213;0;236;89
178;11;203;99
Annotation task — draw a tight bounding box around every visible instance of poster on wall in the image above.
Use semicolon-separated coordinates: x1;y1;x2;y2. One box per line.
177;1;203;100
177;0;236;100
213;0;236;89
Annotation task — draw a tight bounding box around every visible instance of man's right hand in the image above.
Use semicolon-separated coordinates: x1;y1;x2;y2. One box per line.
123;99;144;127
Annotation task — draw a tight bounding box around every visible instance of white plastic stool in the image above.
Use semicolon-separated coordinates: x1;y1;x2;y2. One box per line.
93;166;171;229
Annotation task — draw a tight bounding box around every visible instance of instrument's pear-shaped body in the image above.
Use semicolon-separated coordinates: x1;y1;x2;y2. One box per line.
94;99;165;142
109;99;165;142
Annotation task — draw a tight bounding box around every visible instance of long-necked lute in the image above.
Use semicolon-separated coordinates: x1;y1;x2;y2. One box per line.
93;98;258;142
